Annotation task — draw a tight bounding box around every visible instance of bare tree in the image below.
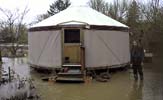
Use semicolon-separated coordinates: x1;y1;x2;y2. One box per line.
145;0;163;52
108;0;130;22
88;0;109;15
36;14;50;22
88;0;130;22
139;0;163;48
0;7;29;57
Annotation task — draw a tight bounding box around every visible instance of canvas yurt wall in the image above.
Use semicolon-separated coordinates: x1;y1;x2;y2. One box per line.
84;30;130;68
28;30;62;68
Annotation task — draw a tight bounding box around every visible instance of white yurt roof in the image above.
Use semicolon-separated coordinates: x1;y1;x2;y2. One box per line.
31;5;128;28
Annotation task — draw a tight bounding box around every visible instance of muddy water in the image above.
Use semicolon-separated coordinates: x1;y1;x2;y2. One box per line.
1;57;163;100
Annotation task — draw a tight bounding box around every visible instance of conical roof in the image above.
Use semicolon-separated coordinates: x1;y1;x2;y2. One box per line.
31;5;128;28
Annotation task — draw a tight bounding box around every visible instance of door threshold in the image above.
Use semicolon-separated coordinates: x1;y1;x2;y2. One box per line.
62;64;81;67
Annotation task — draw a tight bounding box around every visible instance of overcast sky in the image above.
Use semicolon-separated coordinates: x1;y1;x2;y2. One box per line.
0;0;94;24
0;0;146;24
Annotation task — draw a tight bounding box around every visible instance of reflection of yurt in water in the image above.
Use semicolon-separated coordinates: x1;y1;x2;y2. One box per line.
28;5;130;70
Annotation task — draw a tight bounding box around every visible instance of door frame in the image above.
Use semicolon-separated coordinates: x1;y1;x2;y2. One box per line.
61;27;84;65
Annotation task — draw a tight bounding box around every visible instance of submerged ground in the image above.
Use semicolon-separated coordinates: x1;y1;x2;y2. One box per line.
0;56;163;100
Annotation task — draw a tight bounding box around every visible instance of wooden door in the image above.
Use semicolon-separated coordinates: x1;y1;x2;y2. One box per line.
63;29;81;64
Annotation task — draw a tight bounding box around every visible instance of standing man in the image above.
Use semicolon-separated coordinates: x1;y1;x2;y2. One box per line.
131;40;144;80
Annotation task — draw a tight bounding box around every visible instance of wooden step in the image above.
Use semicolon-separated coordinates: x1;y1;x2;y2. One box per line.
58;69;83;78
57;73;83;78
58;72;82;75
62;64;81;67
62;64;81;69
56;77;84;82
56;66;84;83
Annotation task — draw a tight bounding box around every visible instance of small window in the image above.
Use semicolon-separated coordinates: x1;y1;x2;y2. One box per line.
64;29;80;43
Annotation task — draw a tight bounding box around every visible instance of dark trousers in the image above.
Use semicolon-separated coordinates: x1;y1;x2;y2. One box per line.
132;65;143;80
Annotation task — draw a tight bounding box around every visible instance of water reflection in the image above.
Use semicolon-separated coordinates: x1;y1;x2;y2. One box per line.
0;57;40;100
129;81;144;100
2;57;29;78
1;57;163;100
0;78;40;100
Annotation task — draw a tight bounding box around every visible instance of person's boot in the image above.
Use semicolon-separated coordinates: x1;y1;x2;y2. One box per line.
134;75;138;81
140;75;144;80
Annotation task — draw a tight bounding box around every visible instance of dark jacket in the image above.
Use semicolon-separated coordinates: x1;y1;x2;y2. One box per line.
131;45;144;66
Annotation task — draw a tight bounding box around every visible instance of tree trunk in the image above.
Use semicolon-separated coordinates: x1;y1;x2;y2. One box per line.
0;50;2;63
0;50;2;81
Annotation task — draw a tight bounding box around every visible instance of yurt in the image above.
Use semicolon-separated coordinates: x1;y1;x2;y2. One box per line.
28;5;130;73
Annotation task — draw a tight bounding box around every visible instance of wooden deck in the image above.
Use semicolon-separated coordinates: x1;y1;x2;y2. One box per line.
56;64;85;83
56;77;84;82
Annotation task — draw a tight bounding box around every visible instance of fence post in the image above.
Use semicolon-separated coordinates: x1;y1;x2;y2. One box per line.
8;67;11;82
0;65;1;81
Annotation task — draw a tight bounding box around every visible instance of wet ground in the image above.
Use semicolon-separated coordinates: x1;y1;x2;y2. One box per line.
0;56;163;100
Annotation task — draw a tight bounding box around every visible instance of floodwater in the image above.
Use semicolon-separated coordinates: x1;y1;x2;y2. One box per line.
0;57;163;100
